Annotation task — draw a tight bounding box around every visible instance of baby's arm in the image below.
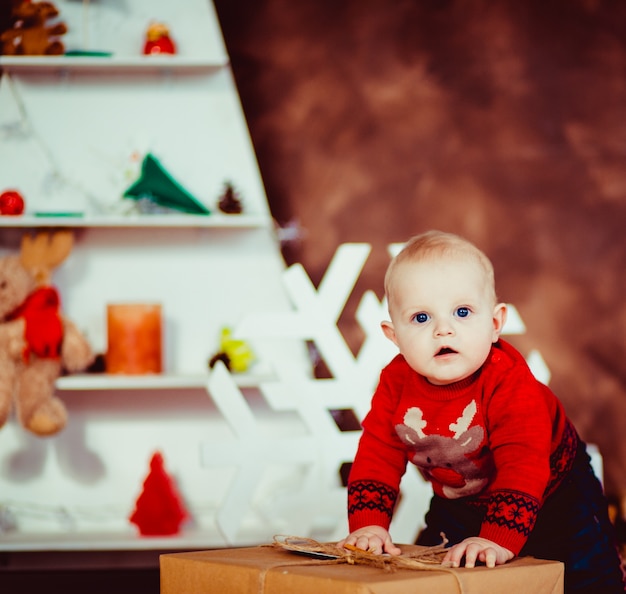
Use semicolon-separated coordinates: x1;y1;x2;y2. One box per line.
443;536;514;568
337;525;402;555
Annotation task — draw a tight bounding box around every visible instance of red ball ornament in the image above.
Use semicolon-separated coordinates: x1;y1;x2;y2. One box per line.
144;36;176;55
143;22;177;55
0;189;25;215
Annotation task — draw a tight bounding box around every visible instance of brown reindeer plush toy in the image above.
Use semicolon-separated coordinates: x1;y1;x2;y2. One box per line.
0;1;67;56
0;231;93;436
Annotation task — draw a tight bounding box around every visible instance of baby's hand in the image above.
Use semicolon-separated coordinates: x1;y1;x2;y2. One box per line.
337;525;401;556
442;536;514;568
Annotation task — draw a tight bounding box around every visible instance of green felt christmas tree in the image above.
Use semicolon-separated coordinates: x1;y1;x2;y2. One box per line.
124;153;210;215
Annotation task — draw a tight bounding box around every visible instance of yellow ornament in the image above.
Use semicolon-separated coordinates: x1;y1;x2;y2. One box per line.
209;327;255;373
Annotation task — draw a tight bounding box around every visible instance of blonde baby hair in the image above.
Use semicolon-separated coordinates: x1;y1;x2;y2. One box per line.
384;230;498;305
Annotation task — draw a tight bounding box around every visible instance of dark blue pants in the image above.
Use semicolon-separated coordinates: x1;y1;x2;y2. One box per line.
416;443;625;593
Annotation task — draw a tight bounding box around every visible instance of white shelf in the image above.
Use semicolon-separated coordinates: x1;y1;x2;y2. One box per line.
0;213;271;229
0;56;228;74
56;370;276;391
0;527;230;552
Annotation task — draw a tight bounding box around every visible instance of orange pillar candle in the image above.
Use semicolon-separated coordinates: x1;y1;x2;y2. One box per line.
106;304;163;374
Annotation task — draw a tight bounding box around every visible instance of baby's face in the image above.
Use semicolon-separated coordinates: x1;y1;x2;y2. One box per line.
383;256;506;385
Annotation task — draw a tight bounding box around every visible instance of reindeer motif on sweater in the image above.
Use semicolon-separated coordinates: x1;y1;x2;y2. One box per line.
395;400;495;499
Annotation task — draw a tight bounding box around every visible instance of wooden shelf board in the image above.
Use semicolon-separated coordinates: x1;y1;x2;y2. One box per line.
0;528;230;552
56;370;275;391
0;214;271;229
0;56;228;74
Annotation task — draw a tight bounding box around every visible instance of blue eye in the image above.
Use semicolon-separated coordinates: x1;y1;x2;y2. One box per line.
456;307;470;318
412;312;429;324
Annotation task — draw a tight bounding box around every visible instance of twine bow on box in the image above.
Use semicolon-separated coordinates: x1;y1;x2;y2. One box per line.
270;534;466;593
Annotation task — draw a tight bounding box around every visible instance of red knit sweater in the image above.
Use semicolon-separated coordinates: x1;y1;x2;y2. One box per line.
347;339;578;555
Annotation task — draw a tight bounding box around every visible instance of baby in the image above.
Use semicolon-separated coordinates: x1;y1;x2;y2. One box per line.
339;230;624;593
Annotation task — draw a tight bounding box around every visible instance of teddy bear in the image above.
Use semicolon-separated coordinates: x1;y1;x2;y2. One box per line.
0;0;67;56
0;231;94;437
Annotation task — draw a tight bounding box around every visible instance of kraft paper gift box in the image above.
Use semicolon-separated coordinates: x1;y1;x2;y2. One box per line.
160;544;564;594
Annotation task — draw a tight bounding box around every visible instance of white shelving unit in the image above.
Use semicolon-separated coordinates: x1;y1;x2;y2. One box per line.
0;0;307;553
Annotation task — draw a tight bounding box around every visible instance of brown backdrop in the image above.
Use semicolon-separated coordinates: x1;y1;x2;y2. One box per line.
213;0;626;504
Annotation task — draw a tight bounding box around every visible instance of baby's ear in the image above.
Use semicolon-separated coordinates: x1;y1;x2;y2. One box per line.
381;321;398;346
492;303;508;341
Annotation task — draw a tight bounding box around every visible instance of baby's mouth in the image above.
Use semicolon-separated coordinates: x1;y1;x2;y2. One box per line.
435;347;457;357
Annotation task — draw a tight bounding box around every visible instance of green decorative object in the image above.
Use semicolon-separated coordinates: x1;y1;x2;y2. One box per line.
124;154;210;215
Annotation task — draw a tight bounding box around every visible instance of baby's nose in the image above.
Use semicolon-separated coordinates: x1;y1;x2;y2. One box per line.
433;319;454;336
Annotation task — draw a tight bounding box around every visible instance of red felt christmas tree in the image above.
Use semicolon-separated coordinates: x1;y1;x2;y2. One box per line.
129;451;189;536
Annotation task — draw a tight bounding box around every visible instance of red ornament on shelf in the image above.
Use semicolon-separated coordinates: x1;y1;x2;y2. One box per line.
143;22;177;55
129;451;189;536
0;189;25;215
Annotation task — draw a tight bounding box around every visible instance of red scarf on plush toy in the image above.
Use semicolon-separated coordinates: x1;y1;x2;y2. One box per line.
8;286;63;361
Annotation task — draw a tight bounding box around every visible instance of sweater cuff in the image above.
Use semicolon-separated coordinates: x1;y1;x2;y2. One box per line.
347;480;398;532
479;490;540;555
479;524;526;556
